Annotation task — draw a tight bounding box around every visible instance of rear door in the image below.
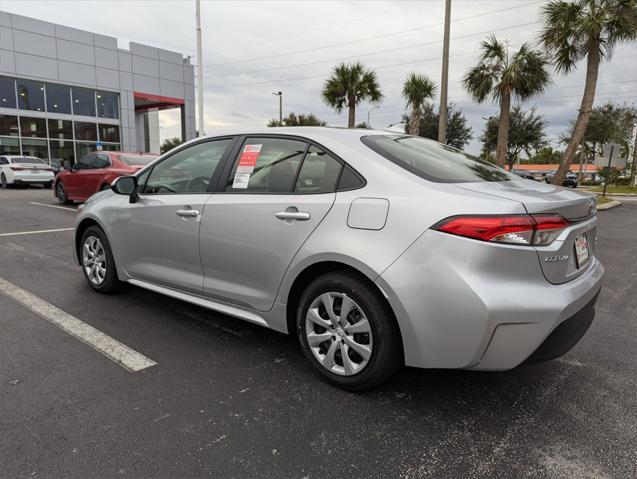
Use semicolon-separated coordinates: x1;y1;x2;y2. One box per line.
81;153;112;197
199;137;342;311
113;137;234;294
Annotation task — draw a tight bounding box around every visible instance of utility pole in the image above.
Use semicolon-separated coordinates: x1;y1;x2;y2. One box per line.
272;91;283;124
367;106;379;128
437;0;451;144
196;0;205;136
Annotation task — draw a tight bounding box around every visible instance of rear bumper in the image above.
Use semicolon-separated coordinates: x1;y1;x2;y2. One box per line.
376;230;604;370
13;174;54;184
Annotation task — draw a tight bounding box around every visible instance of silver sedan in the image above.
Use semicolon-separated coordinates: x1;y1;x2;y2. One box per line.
73;127;603;390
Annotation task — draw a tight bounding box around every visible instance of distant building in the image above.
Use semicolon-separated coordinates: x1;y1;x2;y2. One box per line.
0;11;196;165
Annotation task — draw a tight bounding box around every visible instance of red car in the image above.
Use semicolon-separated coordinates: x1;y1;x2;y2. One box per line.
54;151;158;204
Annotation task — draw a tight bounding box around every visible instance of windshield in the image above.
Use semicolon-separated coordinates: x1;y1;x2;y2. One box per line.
361;135;521;183
119;154;158;166
12;157;46;165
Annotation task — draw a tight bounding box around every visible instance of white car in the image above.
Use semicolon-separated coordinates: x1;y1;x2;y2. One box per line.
0;155;55;188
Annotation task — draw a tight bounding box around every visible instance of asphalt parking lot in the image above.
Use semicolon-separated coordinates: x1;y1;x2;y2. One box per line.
1;187;636;479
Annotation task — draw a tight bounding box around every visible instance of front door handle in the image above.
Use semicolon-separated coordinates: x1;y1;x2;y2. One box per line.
176;208;200;218
275;210;311;221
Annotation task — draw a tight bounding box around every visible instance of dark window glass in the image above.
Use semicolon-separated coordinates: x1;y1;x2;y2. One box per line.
49;139;75;165
75;153;94;170
20;117;47;138
0;115;19;136
0;76;16;108
93;153;111;168
21;138;49;160
98;124;120;143
337;165;365;191
76;142;97;159
226;137;307;192
45;83;72;114
119;154;158;166
9;156;45;164
96;91;119;119
75;122;97;141
143;139;232;194
0;137;20;156
294;146;342;193
48;119;73;139
72;87;96;117
101;144;121;152
0;157;7;164
16;79;45;111
361;135;520;183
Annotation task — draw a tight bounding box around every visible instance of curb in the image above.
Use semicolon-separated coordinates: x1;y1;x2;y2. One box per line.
597;200;622;210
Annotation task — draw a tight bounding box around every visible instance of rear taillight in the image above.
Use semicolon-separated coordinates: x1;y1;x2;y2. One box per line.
9;166;25;171
433;214;569;246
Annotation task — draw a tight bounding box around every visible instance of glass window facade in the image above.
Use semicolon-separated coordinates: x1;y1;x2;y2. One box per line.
96;91;119;119
0;115;19;136
1;76;123;163
72;87;96;117
0;76;16;108
46;83;72;114
17;78;46;111
20;117;47;138
48;119;73;139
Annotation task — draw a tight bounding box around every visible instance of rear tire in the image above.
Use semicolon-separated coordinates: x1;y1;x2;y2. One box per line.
0;173;8;188
80;226;123;293
56;181;72;204
296;271;403;391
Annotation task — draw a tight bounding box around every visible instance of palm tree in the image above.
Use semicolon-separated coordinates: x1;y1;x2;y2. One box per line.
462;36;551;167
402;73;437;135
322;62;383;128
541;0;637;186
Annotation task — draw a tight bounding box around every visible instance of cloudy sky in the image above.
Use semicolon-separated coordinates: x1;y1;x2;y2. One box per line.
4;0;636;154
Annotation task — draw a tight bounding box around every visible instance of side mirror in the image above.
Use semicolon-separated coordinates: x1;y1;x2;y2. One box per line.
111;176;138;203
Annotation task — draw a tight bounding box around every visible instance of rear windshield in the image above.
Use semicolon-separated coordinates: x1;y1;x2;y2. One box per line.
119;155;158;166
361;135;520;183
11;157;45;165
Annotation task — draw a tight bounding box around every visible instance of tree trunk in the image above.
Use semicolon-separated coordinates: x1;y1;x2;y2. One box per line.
408;107;421;136
347;98;356;128
495;92;511;168
552;47;600;185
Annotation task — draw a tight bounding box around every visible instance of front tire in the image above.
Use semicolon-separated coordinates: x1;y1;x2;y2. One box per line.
296;271;403;391
80;226;123;293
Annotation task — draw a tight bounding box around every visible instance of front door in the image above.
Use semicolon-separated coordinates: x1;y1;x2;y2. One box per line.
64;153;93;198
113;138;234;294
199;137;343;311
80;152;111;197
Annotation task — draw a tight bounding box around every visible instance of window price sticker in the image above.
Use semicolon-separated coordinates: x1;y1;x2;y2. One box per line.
232;144;262;189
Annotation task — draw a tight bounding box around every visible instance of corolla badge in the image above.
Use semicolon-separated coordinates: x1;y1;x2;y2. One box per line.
545;255;570;263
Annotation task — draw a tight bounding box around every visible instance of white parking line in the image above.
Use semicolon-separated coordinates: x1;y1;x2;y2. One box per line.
0;228;74;237
0;276;157;372
29;201;76;212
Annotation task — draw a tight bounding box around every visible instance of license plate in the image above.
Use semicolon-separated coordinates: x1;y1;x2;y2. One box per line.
575;234;589;267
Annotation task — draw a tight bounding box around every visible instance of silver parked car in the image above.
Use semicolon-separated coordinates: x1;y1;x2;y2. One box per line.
74;128;603;390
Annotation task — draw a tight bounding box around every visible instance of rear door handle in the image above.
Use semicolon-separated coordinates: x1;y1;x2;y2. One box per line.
176;208;200;218
275;211;311;221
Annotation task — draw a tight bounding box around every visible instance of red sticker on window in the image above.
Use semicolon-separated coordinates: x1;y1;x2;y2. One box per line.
239;144;262;167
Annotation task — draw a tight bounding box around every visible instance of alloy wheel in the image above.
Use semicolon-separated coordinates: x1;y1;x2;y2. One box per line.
56;183;66;201
82;236;107;286
305;292;373;376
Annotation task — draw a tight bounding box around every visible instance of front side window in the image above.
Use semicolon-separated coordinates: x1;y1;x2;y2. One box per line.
16;79;45;111
75;153;94;170
226;137;307;192
46;83;72;114
0;76;16;109
294;146;342;194
361;135;521;183
143;139;232;194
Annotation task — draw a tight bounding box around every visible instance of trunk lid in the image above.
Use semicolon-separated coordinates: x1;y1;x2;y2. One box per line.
454;180;598;284
454;180;596;220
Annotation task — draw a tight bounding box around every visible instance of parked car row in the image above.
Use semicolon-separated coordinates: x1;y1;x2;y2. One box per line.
511;168;579;188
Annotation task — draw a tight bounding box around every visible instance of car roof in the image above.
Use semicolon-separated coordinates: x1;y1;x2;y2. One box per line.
199;126;393;143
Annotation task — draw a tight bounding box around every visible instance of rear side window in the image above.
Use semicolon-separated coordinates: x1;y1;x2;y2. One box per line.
226;138;307;192
294;146;342;194
361;135;520;183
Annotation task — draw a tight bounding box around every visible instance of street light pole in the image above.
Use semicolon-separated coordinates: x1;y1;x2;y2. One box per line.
272;91;283;124
367;106;379;128
438;0;451;144
195;0;205;136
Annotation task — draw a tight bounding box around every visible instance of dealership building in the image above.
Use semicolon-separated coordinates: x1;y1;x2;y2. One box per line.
0;11;196;165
